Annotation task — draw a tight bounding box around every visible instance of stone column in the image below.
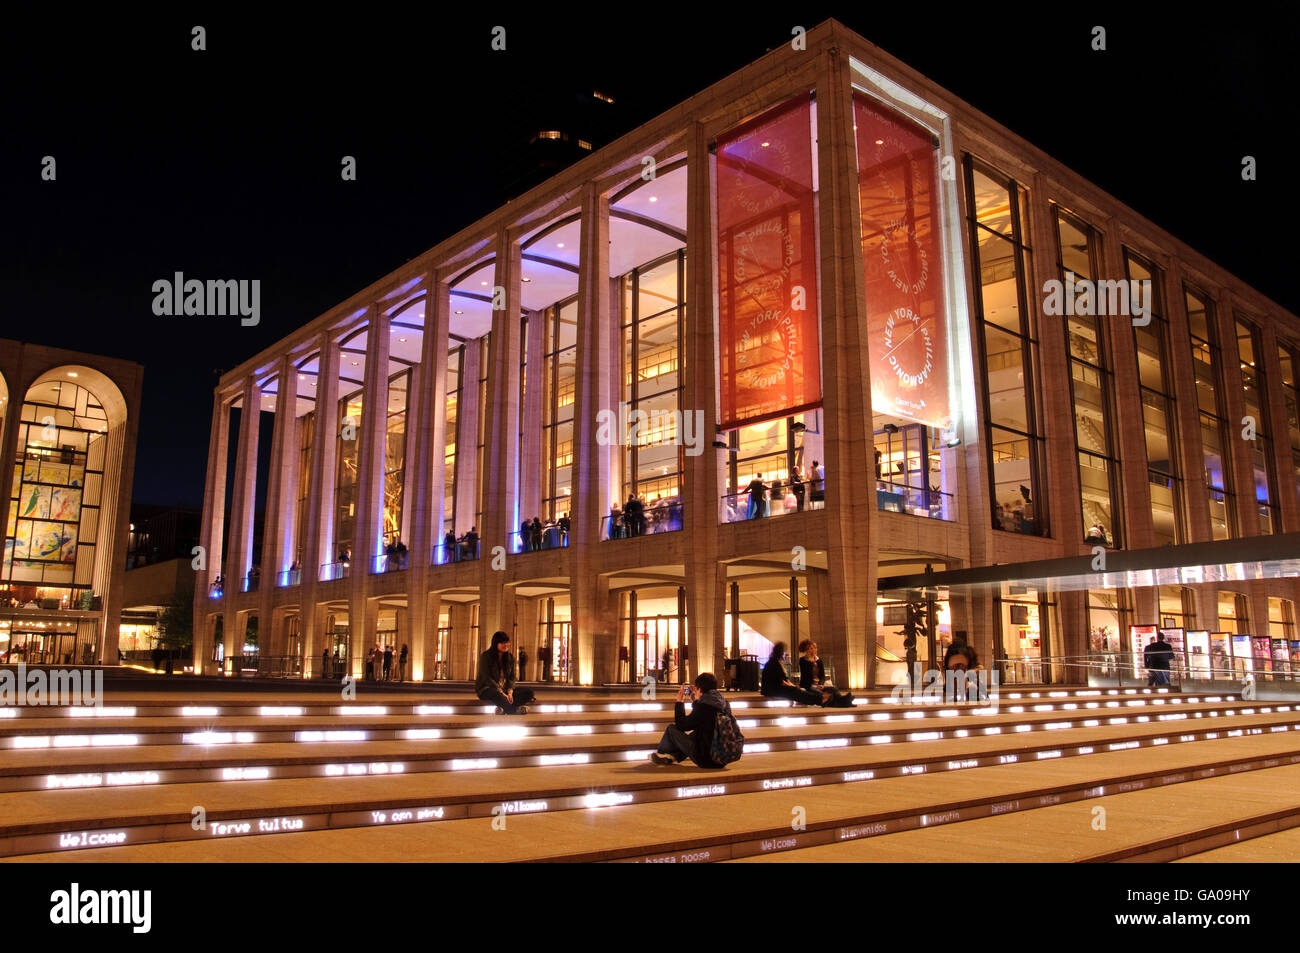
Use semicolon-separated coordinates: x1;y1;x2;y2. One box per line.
813;48;878;689
223;376;261;654
478;233;524;641
680;121;725;685
259;357;295;656
569;183;617;685
448;601;473;681
300;331;340;676
350;306;390;676
193;390;230;672
407;271;450;679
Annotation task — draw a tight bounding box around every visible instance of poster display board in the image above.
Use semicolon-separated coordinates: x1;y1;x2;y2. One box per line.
1185;630;1210;679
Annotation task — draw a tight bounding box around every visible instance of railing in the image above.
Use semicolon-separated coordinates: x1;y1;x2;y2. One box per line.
875;481;954;521
433;540;479;564
720;487;811;523
223;654;302;678
277;568;302;587
208;583;224;599
243;572;261;593
603;500;683;539
512;526;568;552
373;552;410;574
320;561;351;581
998;651;1300;688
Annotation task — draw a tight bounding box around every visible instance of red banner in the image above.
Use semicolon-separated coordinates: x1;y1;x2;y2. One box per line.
716;95;821;430
854;94;951;430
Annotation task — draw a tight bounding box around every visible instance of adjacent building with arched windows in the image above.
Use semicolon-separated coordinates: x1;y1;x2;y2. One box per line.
0;341;142;666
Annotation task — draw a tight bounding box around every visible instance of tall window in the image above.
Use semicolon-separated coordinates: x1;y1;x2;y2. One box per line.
541;300;577;518
620;251;685;508
1055;209;1121;546
475;335;489;531
381;370;409;549
1158;586;1196;630
333;389;362;561
1186;287;1235;539
1125;251;1183;545
2;381;107;604
1236;316;1276;534
294;409;314;568
1277;341;1300;510
965;160;1047;535
443;343;462;540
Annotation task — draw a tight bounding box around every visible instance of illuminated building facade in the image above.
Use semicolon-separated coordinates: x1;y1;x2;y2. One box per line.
0;341;142;666
195;21;1300;687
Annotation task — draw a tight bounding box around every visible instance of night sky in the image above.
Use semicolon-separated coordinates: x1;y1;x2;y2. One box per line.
3;7;1297;510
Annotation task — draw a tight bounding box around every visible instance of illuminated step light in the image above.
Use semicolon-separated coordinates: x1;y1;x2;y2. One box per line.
954;729;969;738
473;725;528;741
904;711;925;719
948;759;978;770
416;706;454;715
1049;691;1067;698
47;734;140;748
796;738;848;749
1076;746;1094;754
619;723;655;732
295;730;365;743
776;717;807;727
1043;722;1071;730
1062;703;1078;710
1032;705;1053;712
737;719;759;729
623;750;654;760
937;710;959;718
260;706;304;716
584;792;634;808
607;703;660;712
555;725;592;735
843;770;875;781
1083;719;1100;727
870;713;891;721
538;705;584;713
746;743;772;752
12;736;52;749
0;710;16;719
983;727;1002;735
1007;706;1024;713
730;701;750;709
184;731;255;745
868;736;891;744
337;706;388;716
181;706;220;716
1152;738;1168;745
223;767;271;780
1107;718;1129;725
1035;750;1062;759
1013;725;1032;733
69;707;137;718
404;729;441;740
824;714;855;723
907;732;940;742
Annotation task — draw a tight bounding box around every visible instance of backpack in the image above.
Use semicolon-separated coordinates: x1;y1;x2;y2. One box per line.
709;707;746;766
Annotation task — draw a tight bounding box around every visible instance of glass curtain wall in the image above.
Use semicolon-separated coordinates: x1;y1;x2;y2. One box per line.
2;381;107;607
618;251;685;531
1277;341;1300;510
1186;287;1236;538
440;343;463;559
381;370;409;560
332;388;362;575
1055;209;1121;546
722;412;821;522
541;300;578;519
965;160;1047;535
1235;316;1277;534
1125;251;1183;545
